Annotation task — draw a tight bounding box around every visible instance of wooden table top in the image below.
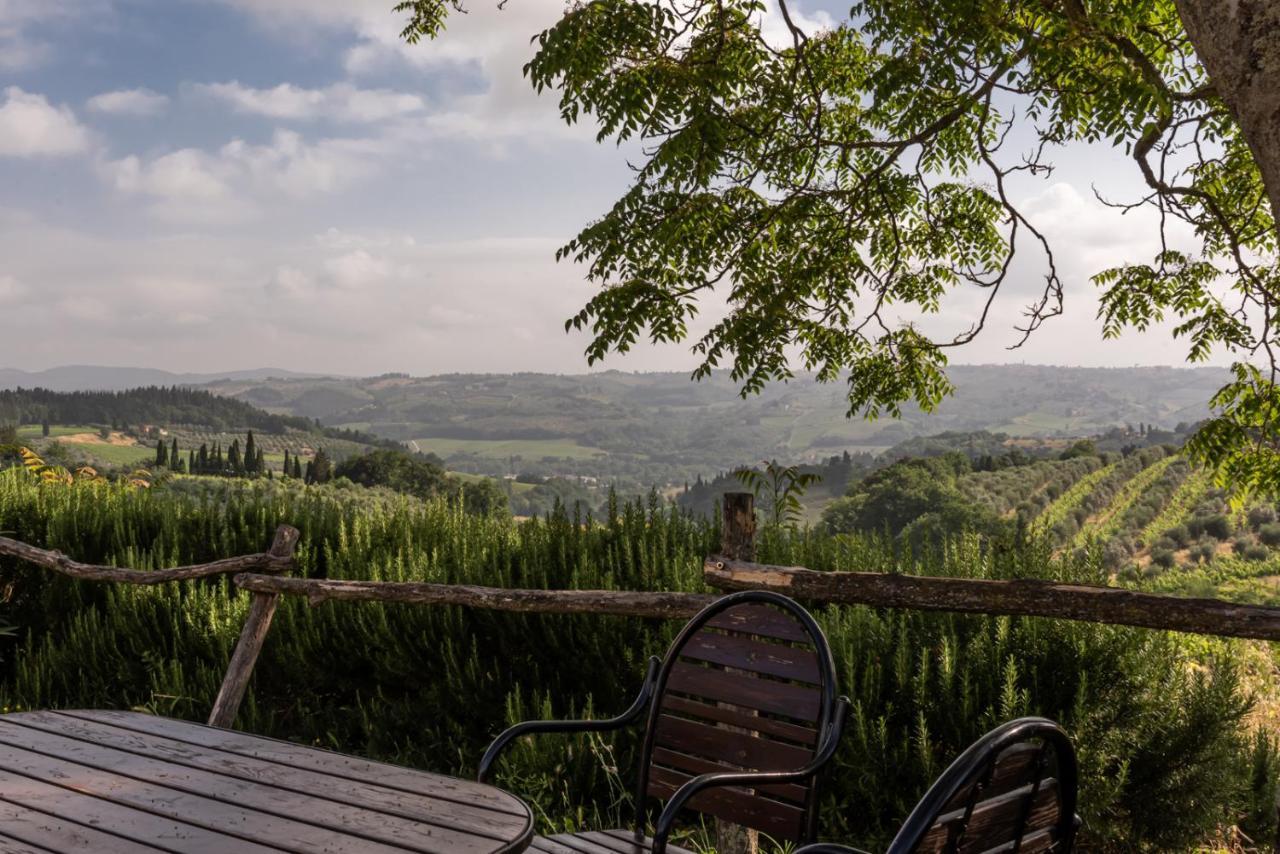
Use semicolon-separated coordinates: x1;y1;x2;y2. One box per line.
0;710;533;854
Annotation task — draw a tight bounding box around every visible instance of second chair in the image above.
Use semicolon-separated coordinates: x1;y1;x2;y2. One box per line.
477;590;850;854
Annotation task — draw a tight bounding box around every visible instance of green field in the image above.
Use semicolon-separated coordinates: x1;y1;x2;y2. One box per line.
16;424;96;439
66;443;154;466
412;437;606;461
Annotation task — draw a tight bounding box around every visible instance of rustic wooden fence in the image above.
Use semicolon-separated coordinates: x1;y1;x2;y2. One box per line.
2;492;1279;852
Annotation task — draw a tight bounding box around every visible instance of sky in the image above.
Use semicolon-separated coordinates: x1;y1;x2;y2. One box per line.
0;0;1226;377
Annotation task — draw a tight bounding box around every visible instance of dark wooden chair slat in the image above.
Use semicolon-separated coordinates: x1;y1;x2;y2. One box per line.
647;765;806;839
649;746;810;803
918;780;1061;853
941;743;1043;812
976;825;1058;854
704;605;813;642
665;660;823;721
795;717;1080;854
651;714;814;772
679;630;822;684
657;695;819;746
483;592;841;852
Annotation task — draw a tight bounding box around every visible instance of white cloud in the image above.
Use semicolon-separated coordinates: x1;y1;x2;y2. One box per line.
323;249;394;289
56;295;114;324
107;150;230;201
220;130;385;195
0;0;105;70
86;88;170;116
0;87;90;157
195;81;424;123
0;26;50;70
219;0;588;142
0;275;29;304
101;130;388;221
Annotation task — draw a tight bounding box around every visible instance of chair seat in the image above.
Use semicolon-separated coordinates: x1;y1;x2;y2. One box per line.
530;829;695;853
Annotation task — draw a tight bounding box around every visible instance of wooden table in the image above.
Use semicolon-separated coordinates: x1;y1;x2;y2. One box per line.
0;710;533;854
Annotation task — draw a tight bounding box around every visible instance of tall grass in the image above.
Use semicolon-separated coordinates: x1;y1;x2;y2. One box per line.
0;470;1274;851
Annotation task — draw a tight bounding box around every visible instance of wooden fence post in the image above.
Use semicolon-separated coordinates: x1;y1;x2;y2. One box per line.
207;525;299;729
717;492;759;854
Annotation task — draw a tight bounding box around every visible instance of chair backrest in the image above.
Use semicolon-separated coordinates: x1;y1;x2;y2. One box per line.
636;590;839;843
886;717;1079;854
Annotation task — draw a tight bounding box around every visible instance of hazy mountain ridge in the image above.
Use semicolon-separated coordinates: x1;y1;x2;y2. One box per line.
0;366;333;392
195;364;1230;485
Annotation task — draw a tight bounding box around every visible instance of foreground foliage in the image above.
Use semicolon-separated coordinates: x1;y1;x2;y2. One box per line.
0;471;1274;850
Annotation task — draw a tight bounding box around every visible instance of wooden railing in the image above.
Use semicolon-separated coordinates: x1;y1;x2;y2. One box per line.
5;501;1280;724
4;496;1280;852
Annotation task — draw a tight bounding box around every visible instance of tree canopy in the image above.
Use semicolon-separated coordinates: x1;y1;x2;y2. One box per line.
397;0;1280;493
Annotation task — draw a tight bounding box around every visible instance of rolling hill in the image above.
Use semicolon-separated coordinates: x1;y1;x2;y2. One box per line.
199;364;1230;485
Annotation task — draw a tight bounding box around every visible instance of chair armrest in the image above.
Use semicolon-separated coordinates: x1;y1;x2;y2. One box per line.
650;696;851;853
477;656;660;783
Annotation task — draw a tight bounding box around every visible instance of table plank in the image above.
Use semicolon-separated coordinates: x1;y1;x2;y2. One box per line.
0;830;59;854
0;722;508;854
0;767;281;854
0;738;425;854
0;796;153;853
7;712;526;842
62;711;525;816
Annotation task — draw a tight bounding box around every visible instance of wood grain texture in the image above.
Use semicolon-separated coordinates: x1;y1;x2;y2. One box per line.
713;495;760;854
0;711;532;854
207;591;280;729
705;558;1280;641
531;830;694;853
234;574;716;618
0;525;298;585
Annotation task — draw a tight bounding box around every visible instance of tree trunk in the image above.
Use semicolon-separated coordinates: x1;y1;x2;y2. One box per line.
1175;0;1280;239
1173;11;1280;845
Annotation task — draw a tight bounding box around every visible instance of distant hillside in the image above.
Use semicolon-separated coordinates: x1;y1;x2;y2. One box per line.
0;387;395;458
0;365;330;392
199;365;1230;485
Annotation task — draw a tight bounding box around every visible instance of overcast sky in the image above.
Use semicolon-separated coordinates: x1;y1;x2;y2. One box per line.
0;0;1226;377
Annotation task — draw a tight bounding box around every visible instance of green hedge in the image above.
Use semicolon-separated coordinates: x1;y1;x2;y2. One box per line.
0;471;1274;851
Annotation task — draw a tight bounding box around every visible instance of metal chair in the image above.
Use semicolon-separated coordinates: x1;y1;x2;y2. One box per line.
478;590;850;854
796;717;1080;854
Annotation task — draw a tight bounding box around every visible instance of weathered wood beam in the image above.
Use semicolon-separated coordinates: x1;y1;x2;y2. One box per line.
0;525;298;584
234;574;716;619
207;527;300;730
704;558;1280;642
716;492;759;854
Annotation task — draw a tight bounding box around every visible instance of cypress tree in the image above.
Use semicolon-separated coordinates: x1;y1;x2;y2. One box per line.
171;438;179;469
229;439;242;474
312;448;332;484
304;460;315;484
293;457;303;479
244;431;257;474
41;420;49;437
282;449;290;478
256;447;265;474
198;444;208;474
189;449;196;474
156;439;168;468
